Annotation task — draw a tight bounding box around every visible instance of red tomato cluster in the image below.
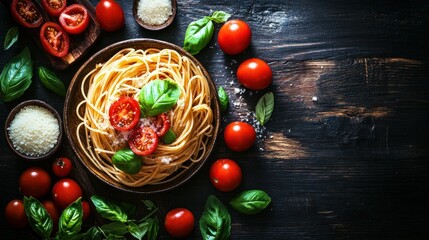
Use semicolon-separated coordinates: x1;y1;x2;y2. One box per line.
4;156;91;229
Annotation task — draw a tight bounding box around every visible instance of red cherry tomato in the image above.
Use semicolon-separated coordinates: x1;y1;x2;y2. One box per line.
52;178;83;209
128;125;159;156
164;208;195;238
41;0;66;17
218;19;252;55
145;113;170;137
40;22;70;58
237;58;273;90
4;199;28;229
82;200;91;221
95;0;124;32
11;0;43;28
52;157;73;177
42;200;60;228
109;97;141;131
224;121;256;152
209;158;242;192
59;4;89;35
19;167;51;198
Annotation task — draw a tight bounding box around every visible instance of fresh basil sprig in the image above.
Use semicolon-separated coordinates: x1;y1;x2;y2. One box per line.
91;195;128;223
38;66;67;96
199;195;231;240
138;217;159;240
23;196;53;239
0;47;32;102
57;198;83;239
229;190;272;215
183;11;231;55
139;79;181;117
218;86;229;112
112;148;142;174
256;92;274;125
4;26;19;50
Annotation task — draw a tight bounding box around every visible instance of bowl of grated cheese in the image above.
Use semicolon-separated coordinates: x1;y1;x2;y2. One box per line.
132;0;177;30
5;100;63;161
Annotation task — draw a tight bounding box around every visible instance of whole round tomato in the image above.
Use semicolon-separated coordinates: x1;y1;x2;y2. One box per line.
164;208;195;238
237;58;273;90
209;159;242;192
59;4;90;35
128;125;159;156
40;22;70;58
52;178;83;209
82;200;91;221
11;0;43;28
218;19;252;55
52;157;73;177
224;121;256;152
96;0;124;32
19;167;51;198
4;199;28;229
109;96;141;131
41;0;66;17
42;200;60;227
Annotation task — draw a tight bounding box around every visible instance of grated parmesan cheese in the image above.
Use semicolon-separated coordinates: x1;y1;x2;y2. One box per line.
7;105;60;156
137;0;172;25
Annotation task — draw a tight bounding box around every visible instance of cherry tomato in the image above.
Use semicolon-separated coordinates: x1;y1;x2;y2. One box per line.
42;200;60;228
40;22;70;58
52;178;83;209
237;58;273;90
82;200;91;221
224;121;256;152
41;0;66;17
11;0;43;28
218;19;252;55
4;199;28;229
52;157;73;177
19;167;51;198
95;0;124;32
109;97;141;131
164;208;195;238
209;158;242;192
144;113;170;137
59;4;89;35
128;125;159;156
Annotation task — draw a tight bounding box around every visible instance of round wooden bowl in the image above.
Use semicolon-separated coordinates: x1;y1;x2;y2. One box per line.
64;38;220;194
5;100;63;161
132;0;177;30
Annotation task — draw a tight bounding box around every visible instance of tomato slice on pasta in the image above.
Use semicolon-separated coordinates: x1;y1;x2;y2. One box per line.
128;126;159;156
109;97;140;131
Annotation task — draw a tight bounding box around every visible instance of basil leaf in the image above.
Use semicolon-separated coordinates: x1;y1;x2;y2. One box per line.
58;198;83;239
112;148;142;174
0;47;32;102
199;195;231;240
119;201;137;218
138;217;159;240
91;195;128;223
38;66;67;96
183;17;213;55
4;26;19;50
106;234;126;240
139;79;181;117
128;221;148;240
207;11;231;23
218;86;229;112
23;196;53;239
229;190;272;215
101;222;129;236
161;129;176;144
256;92;274;125
69;226;103;240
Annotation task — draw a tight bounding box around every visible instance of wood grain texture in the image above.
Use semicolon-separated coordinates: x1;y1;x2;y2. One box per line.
1;0;429;239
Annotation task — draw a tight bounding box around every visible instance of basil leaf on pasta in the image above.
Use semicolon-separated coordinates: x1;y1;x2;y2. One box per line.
112;148;142;174
139;79;181;117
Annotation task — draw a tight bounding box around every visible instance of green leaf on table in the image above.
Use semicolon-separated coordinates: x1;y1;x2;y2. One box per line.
128;221;148;240
4;26;19;50
229;189;271;215
57;198;83;239
101;222;129;236
91;195;128;223
138;217;159;240
38;66;67;96
23;196;53;239
218;86;229;112
256;92;274;125
199;195;231;240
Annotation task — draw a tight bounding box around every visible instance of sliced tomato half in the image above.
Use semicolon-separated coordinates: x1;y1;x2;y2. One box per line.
128;126;159;156
109;97;141;132
11;0;43;28
59;4;89;35
40;22;70;57
41;0;66;17
151;113;170;137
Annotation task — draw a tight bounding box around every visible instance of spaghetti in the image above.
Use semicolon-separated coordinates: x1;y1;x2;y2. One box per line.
76;48;214;187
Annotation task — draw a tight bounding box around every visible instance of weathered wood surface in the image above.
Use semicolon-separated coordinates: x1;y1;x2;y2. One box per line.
1;0;429;239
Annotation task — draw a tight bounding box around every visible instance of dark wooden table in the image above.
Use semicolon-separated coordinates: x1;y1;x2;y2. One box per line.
2;0;429;239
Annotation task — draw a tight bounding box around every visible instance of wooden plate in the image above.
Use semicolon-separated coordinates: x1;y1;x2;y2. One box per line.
64;39;220;194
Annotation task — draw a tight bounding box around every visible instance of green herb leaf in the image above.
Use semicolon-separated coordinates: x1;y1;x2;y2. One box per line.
112;148;142;174
0;47;32;102
128;221;148;240
69;226;103;240
199;195;231;240
58;198;83;239
119;201;137;218
138;217;159;240
23;196;53;239
218;86;229;112
229;190;272;215
4;27;19;50
255;92;274;125
161;129;176;144
139;79;181;117
101;222;129;236
38;66;67;96
91;195;128;223
106;234;127;240
207;11;231;23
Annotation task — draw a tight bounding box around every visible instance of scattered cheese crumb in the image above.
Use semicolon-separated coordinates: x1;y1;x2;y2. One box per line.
312;96;318;102
160;156;172;164
137;0;172;25
8;105;59;156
